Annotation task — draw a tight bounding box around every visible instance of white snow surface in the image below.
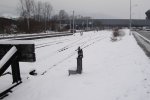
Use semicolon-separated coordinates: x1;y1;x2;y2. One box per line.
0;40;34;44
1;29;150;100
0;46;17;69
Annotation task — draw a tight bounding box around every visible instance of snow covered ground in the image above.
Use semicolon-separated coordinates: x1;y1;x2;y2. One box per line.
1;29;150;100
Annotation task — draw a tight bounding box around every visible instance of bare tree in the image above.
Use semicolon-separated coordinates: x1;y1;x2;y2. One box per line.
45;2;53;21
36;1;43;22
18;0;35;32
59;10;69;20
42;2;53;31
58;10;68;30
146;10;150;20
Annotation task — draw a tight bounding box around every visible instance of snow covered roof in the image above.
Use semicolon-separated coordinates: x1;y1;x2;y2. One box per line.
0;40;34;45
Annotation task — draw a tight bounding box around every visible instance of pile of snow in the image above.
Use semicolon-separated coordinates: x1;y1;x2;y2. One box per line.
1;29;150;100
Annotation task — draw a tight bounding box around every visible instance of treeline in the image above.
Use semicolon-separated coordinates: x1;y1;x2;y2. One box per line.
17;0;78;33
0;0;71;34
0;17;17;34
0;0;96;34
18;0;54;33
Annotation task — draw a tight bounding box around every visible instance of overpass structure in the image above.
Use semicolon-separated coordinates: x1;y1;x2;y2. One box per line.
63;19;150;29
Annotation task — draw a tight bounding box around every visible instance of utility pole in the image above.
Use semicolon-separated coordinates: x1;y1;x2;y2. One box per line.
70;16;72;31
73;10;75;33
129;0;132;35
59;18;61;31
86;17;88;31
27;17;30;33
92;18;94;30
44;14;46;33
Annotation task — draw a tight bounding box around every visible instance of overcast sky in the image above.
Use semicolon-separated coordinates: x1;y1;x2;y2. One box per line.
0;0;149;19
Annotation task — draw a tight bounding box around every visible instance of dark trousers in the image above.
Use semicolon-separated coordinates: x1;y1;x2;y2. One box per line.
76;57;82;74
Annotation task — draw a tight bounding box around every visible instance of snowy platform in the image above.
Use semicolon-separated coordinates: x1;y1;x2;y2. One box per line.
1;29;150;100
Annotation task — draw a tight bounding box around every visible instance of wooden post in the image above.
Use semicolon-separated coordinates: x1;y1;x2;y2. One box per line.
76;47;83;74
11;53;21;83
76;57;82;74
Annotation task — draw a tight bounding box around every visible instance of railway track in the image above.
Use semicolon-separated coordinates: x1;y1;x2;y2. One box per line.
0;31;110;99
39;33;108;75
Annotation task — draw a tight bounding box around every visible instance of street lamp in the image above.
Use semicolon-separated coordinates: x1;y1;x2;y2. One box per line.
66;10;75;33
129;0;132;35
70;16;71;31
54;10;60;31
73;10;75;33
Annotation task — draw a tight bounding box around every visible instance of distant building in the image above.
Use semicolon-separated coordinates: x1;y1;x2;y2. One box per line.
0;17;17;34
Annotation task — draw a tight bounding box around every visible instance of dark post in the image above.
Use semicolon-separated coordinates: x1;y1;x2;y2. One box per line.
76;47;83;74
11;53;21;83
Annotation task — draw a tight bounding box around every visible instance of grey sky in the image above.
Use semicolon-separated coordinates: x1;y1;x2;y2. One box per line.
0;0;149;19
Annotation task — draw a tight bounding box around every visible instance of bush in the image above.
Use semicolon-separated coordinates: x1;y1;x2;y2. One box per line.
113;28;119;37
111;28;125;42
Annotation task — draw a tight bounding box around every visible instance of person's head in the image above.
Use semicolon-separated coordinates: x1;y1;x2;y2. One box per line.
78;47;80;50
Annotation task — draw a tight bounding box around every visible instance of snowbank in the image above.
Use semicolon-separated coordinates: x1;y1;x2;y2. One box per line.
0;40;34;44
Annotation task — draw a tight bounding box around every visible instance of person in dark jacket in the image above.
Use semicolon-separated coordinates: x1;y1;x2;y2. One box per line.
76;47;83;74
